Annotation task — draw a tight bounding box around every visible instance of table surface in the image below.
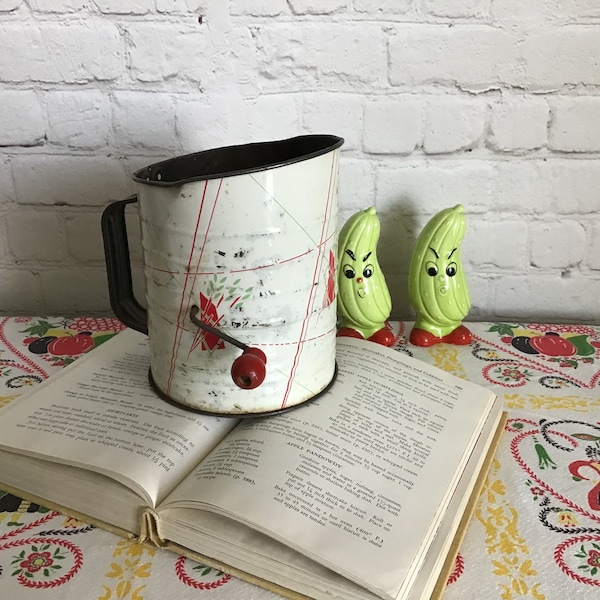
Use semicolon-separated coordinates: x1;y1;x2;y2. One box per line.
1;316;600;599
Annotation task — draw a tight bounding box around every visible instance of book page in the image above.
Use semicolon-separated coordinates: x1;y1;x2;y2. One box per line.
161;338;499;598
0;329;238;506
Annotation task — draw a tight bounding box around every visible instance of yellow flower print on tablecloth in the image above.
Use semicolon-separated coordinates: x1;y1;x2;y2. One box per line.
482;465;506;504
556;510;578;528
428;344;467;379
477;459;545;599
504;393;600;412
0;395;18;409
112;539;156;559
493;558;545;600
62;515;84;528
99;540;156;600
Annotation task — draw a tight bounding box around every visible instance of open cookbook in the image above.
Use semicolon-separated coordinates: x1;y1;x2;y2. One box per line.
0;329;505;600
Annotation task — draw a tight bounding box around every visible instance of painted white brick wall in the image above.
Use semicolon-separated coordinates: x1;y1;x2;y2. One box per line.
0;1;599;325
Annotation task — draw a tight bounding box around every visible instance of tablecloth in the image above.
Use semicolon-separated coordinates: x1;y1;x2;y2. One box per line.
1;316;600;599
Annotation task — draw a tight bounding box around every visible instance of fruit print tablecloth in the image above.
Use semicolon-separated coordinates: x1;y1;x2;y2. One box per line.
1;316;600;600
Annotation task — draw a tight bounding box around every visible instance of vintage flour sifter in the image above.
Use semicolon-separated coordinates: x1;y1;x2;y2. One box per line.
102;135;344;416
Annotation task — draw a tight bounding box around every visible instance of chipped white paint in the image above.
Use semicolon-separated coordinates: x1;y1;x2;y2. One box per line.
135;138;341;414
